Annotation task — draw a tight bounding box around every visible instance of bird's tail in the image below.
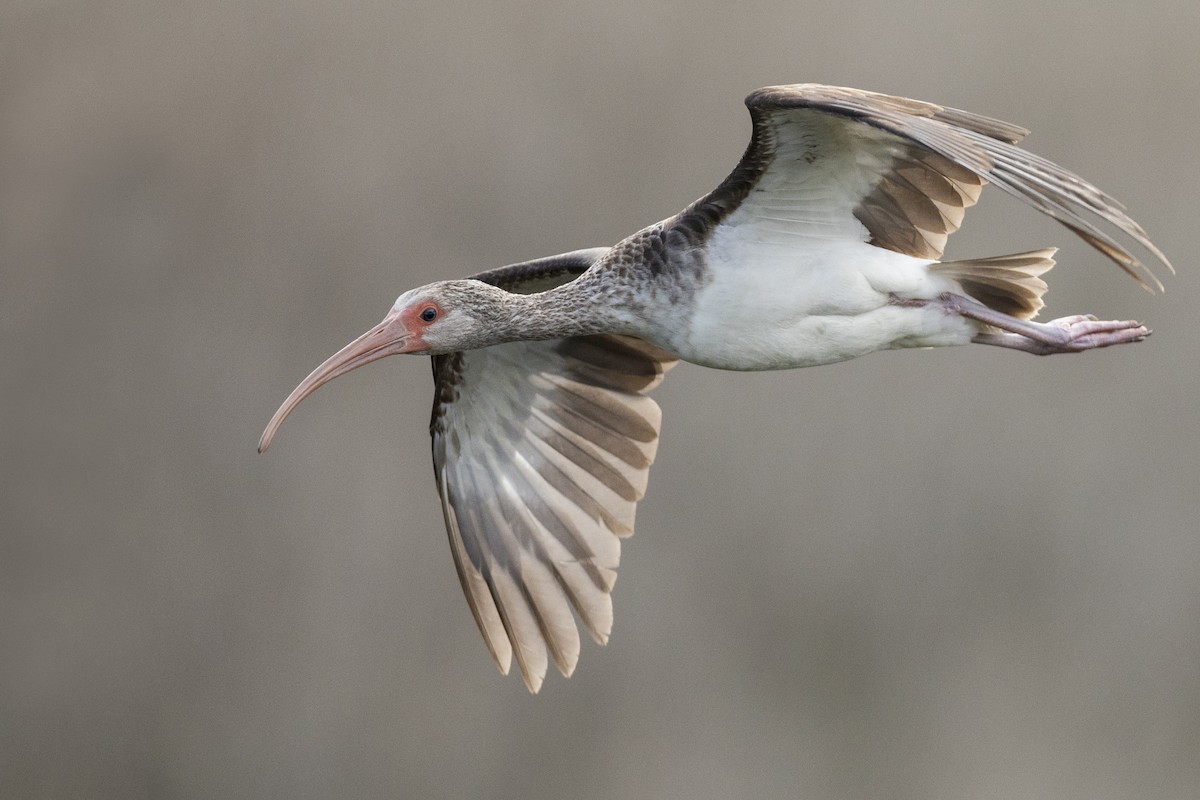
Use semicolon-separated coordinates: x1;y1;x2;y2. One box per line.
931;248;1056;320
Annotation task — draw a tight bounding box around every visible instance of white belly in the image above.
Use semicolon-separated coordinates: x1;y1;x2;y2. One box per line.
667;240;976;371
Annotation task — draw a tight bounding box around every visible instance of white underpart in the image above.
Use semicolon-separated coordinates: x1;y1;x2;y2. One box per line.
678;239;973;370
667;110;976;371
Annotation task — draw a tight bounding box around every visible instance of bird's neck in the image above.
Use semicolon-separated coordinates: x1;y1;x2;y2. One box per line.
496;276;645;342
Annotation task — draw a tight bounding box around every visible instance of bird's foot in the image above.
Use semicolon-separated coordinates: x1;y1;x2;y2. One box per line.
1036;314;1149;351
972;315;1150;355
932;293;1151;355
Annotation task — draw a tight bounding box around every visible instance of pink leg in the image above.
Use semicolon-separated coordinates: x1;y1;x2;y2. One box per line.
907;293;1150;355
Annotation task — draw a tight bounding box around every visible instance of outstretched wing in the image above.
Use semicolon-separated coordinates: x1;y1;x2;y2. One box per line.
430;250;677;692
680;83;1170;289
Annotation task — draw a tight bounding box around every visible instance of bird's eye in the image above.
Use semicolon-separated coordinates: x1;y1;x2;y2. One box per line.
419;306;439;323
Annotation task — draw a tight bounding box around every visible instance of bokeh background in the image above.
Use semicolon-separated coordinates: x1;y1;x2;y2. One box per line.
3;1;1197;797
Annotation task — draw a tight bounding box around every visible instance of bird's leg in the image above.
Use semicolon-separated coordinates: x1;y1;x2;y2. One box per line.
894;292;1151;355
943;292;1150;354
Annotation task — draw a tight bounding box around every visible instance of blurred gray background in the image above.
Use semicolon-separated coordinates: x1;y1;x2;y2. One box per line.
3;1;1197;797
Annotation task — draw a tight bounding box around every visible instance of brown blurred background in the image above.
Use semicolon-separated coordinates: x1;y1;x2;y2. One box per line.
3;1;1197;797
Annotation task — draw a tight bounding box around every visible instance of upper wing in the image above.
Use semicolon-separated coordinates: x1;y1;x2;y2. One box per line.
467;247;610;293
679;83;1170;289
430;251;677;691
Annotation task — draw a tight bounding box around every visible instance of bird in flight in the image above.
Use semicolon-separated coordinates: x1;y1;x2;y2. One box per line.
259;84;1171;692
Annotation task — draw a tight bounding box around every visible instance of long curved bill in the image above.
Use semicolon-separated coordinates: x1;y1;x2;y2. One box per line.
258;310;410;453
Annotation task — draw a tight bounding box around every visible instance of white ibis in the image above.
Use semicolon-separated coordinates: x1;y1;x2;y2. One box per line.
259;84;1171;692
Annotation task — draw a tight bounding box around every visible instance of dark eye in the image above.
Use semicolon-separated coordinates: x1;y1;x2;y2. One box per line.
419;306;439;323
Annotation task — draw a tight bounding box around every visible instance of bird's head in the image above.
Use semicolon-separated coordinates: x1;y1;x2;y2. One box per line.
258;279;509;453
387;279;515;355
